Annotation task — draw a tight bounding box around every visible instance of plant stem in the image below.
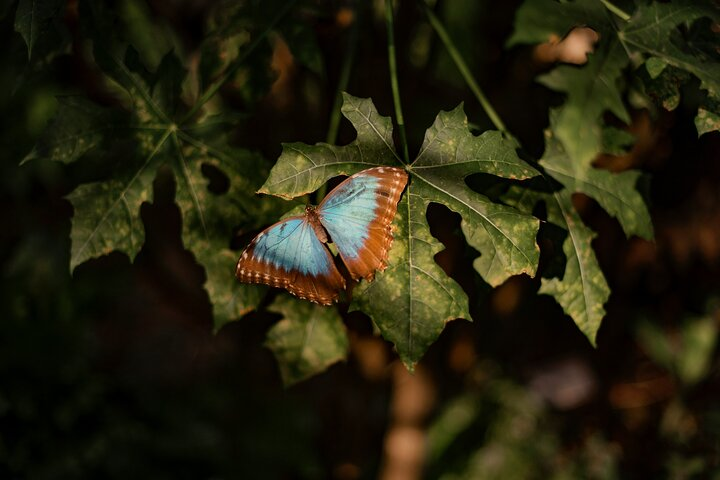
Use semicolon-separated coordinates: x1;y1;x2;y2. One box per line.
598;0;631;21
422;2;509;136
385;0;410;164
317;3;361;201
181;0;298;124
326;4;360;146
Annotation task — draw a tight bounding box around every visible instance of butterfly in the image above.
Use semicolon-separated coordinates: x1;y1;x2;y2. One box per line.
236;166;409;305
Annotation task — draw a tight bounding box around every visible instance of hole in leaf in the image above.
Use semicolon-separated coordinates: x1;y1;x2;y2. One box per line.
426;202;480;296
201;163;230;195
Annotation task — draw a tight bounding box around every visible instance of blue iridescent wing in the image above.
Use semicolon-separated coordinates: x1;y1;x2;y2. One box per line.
236;216;345;304
318;167;408;281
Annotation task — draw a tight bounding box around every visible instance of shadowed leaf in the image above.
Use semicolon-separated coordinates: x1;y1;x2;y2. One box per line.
266;294;349;386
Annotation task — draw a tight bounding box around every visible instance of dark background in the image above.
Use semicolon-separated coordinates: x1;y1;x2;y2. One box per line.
1;0;719;478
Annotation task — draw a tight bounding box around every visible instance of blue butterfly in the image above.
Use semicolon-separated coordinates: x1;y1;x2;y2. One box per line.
236;166;409;304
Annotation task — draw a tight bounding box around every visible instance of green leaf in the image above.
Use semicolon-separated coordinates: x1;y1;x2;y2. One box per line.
537;39;630;169
14;0;64;58
261;94;540;368
637;316;718;386
696;89;720;137
259;93;401;198
173;131;293;329
503;116;652;344
117;0;174;72
601;126;635;156
538;189;608;345
641;64;691;112
510;0;720;169
26;12;287;326
540;120;653;240
23;96;134;165
619;0;720;93
645;57;668;79
67;129;171;267
351;192;470;369
266;294;349;386
506;0;607;47
411;106;541;286
504;185;609;345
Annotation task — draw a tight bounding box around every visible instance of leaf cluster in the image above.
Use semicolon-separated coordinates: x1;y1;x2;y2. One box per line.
18;0;718;384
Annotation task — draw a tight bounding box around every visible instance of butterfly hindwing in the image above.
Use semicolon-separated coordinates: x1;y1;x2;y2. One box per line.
318;167;408;281
236;216;346;305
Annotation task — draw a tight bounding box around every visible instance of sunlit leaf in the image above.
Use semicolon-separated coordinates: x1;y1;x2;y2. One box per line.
261;94;540;367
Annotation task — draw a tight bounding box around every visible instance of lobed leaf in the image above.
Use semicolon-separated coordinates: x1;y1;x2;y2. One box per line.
67;130;171;268
411;106;541;286
540;120;653;240
619;0;720;93
502;123;653;344
510;0;720;169
537;39;629;169
259;93;402;198
351;192;469;370
266;294;349;386
504;185;609;345
262;94;540;367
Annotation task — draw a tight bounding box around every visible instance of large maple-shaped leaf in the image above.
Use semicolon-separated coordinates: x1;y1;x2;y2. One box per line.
259;93;399;198
31;37;286;328
259;94;540;368
265;294;349;386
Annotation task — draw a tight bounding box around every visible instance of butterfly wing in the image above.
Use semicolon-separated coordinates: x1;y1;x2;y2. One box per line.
236;216;346;305
318;167;408;281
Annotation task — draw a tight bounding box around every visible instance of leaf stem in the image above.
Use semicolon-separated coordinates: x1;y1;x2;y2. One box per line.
385;0;410;164
598;0;631;21
422;2;509;136
181;0;298;124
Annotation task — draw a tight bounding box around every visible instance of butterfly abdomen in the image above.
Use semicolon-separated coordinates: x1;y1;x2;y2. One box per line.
318;166;408;281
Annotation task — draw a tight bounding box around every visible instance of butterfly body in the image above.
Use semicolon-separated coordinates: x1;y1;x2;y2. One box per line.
236;167;408;305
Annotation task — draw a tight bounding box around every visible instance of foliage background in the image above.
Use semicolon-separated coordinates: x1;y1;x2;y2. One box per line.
1;0;720;478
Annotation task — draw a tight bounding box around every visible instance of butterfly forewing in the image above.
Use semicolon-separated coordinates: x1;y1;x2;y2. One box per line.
318;167;408;281
236;217;345;305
